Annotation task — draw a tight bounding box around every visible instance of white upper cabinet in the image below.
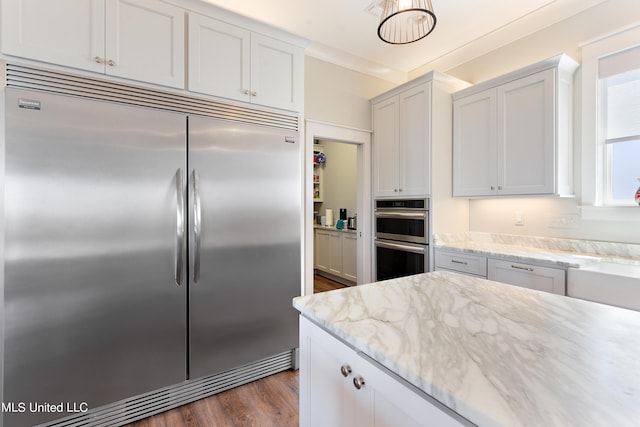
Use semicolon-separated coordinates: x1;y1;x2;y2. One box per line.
1;0;185;88
453;55;578;198
188;12;304;112
371;72;467;199
105;0;185;88
372;94;401;196
372;82;431;197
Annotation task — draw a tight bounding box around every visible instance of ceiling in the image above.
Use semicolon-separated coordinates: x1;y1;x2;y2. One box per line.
199;0;607;83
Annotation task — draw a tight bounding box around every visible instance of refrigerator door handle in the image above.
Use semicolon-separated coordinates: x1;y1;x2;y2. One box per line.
192;170;202;284
175;168;185;286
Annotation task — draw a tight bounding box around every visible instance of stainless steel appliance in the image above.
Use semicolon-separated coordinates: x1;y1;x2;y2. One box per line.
375;198;429;281
1;64;301;427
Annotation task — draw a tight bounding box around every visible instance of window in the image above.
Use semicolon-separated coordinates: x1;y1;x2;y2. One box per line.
601;66;640;205
581;24;640;220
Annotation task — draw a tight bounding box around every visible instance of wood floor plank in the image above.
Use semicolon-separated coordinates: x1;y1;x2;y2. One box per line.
124;370;299;427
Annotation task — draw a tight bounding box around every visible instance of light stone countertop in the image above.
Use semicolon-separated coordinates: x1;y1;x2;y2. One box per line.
313;224;357;234
435;241;601;268
434;233;640;268
293;271;640;427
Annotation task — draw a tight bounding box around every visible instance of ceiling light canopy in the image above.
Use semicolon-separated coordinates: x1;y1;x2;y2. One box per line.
378;0;437;45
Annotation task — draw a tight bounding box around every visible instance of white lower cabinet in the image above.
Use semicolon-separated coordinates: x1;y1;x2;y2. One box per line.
435;249;487;278
314;228;357;283
488;258;566;295
299;316;464;427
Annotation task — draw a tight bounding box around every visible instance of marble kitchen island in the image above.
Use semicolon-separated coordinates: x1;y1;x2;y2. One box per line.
293;271;640;427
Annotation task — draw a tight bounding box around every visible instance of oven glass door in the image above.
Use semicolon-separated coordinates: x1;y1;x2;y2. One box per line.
375;211;427;244
375;239;428;281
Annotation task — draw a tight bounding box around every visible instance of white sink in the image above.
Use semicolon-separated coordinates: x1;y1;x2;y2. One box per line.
567;262;640;311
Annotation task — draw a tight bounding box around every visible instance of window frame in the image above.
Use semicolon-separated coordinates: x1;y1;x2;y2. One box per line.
580;23;640;220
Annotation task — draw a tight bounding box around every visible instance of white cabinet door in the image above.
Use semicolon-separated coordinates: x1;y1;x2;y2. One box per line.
251;33;303;111
372;95;400;197
453;89;497;197
1;0;185;88
329;231;343;276
435;249;487;278
300;317;465;427
300;316;364;427
187;13;250;102
342;233;357;282
187;13;303;111
1;0;105;73
498;69;555;195
315;229;332;273
399;83;431;196
106;0;184;88
488;258;566;295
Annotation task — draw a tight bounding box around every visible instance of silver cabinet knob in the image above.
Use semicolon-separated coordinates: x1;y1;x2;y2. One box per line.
490;186;495;190
398;188;403;192
251;91;257;97
394;189;398;192
107;59;116;67
353;376;365;390
340;364;352;378
94;56;105;64
243;89;251;95
498;185;503;190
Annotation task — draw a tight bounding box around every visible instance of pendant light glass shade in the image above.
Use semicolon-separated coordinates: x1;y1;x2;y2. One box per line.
378;0;437;45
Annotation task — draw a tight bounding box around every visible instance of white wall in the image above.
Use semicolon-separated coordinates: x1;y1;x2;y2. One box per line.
442;0;640;244
316;140;358;219
305;56;396;130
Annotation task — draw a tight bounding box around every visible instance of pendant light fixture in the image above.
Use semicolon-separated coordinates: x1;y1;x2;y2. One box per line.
378;0;437;45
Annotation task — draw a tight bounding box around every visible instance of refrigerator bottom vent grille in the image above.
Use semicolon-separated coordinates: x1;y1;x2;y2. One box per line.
36;350;296;427
4;63;299;131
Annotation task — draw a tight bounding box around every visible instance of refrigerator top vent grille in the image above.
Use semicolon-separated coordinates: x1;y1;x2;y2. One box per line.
4;63;299;131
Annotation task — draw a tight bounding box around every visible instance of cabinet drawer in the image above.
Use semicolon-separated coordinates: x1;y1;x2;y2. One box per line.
435;250;487;277
488;258;566;295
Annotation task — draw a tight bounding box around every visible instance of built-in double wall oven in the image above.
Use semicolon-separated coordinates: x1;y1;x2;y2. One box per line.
374;198;430;281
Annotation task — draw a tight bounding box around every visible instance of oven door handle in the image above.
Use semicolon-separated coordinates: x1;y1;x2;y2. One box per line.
375;212;427;219
376;240;426;254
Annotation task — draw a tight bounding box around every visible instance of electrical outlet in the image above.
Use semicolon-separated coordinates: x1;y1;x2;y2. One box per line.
514;211;525;226
549;214;579;229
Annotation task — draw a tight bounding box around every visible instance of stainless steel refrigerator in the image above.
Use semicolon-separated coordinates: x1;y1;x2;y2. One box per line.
1;64;301;427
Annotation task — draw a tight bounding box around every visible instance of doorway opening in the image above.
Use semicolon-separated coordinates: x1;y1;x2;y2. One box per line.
303;121;372;296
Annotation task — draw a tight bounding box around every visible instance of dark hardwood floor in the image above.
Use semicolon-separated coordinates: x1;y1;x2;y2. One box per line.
124;370;299;427
124;275;345;427
313;273;348;293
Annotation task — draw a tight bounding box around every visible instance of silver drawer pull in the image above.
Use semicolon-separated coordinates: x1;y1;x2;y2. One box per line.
353;376;365;390
340;364;352;378
451;260;468;265
511;264;534;272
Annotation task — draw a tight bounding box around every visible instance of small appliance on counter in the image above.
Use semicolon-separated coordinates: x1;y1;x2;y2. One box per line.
347;214;357;230
339;208;347;220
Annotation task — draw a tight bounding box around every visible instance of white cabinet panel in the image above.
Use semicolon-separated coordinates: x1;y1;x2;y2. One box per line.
453;90;496;197
299;316;464;427
488;258;566;295
106;0;185;88
498;69;555;195
188;14;251;103
399;83;431;196
1;0;105;73
314;229;357;283
342;233;357;282
435;249;487;278
453;56;577;197
329;232;343;276
188;12;303;111
315;229;332;273
1;0;185;88
372;95;400;197
372;82;431;197
251;34;303;112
